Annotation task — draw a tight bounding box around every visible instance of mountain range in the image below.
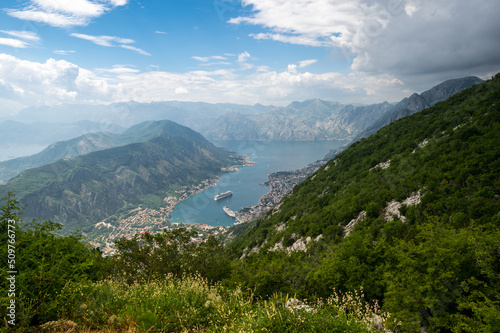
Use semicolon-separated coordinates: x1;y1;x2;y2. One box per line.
0;120;247;235
354;76;484;140
0;76;482;150
0;120;217;183
0;120;124;146
203;76;483;142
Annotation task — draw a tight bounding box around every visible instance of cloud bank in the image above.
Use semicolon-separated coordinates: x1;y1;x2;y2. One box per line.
0;53;406;115
231;0;500;87
6;0;128;27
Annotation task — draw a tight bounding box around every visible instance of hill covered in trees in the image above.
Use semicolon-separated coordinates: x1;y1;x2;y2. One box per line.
0;120;247;237
228;74;500;332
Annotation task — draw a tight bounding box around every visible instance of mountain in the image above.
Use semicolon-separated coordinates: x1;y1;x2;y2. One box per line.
8;101;273;133
0;120;247;235
0;119;217;184
0;120;124;146
354;76;483;140
0;132;120;184
227;74;500;331
203;99;393;141
203;77;483;143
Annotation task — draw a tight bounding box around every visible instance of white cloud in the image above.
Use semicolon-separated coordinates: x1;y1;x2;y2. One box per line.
6;0;128;28
0;53;112;107
54;50;76;55
237;51;250;63
0;30;40;42
249;32;332;47
175;87;188;94
7;9;89;27
120;45;151;56
97;65;140;74
287;59;317;74
70;33;134;47
192;56;210;62
298;59;317;68
0;53;409;112
155;31;167;35
192;55;228;62
107;0;128;7
70;33;150;55
31;0;105;17
0;38;29;48
231;0;500;88
287;64;297;74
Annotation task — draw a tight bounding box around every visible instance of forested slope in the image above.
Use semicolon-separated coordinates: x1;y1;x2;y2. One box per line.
228;74;500;332
0;121;245;235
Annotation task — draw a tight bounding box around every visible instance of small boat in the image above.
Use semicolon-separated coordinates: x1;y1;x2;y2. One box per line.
214;191;232;201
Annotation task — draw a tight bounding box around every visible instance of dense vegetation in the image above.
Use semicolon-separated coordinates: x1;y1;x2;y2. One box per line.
0;194;386;332
228;74;500;331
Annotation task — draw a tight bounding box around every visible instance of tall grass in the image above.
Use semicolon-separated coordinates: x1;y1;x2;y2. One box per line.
54;275;395;332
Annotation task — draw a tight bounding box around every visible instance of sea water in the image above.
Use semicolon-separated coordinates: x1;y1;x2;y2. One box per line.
168;140;347;226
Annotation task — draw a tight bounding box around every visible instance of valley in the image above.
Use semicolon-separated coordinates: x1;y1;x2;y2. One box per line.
0;74;497;332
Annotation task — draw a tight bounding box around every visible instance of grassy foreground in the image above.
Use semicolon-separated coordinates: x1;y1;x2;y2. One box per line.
51;275;394;332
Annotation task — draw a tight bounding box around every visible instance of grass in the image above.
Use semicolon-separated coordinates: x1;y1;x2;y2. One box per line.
49;275;396;332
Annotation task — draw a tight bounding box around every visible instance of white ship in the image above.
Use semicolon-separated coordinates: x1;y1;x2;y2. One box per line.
223;206;236;218
214;190;232;201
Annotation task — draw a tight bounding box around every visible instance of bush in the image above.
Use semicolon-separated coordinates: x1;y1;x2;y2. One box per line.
0;193;108;328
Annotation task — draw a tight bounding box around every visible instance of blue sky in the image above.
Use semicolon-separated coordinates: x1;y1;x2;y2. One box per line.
0;0;499;114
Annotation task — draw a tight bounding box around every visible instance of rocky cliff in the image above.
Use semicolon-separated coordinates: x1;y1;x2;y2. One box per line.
203;99;393;141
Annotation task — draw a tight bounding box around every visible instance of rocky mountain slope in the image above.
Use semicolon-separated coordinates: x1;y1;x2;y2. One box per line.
203;77;482;142
354;76;483;140
0;120;247;234
203;99;392;141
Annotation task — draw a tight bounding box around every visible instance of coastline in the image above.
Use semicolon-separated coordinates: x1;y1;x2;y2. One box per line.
91;155;255;253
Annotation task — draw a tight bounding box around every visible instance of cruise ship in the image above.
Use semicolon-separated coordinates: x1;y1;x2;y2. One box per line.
214;191;232;201
223;206;236;218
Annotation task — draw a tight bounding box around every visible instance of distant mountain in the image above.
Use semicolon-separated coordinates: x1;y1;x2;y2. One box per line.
0;132;118;184
9;101;273;132
354;76;483;140
203;77;483;143
203;99;393;141
0;119;213;183
0;120;124;146
0;120;246;234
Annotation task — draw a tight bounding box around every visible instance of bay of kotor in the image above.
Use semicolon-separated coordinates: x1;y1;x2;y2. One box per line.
168;140;348;226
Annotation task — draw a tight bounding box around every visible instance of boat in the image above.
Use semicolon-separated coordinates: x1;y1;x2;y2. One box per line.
223;206;236;218
214;190;232;201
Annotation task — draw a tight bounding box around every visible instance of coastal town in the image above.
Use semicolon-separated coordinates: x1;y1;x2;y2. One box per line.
234;159;328;222
89;157;255;255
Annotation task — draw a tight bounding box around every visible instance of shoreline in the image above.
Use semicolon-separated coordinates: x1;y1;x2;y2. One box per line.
90;156;254;253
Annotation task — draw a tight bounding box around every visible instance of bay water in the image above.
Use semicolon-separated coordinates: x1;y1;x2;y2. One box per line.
169;140;347;226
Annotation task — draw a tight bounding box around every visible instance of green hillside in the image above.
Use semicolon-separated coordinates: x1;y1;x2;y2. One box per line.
0;120;246;236
228;74;500;331
0;119;216;184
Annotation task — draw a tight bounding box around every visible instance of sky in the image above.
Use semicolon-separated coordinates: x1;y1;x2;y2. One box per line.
0;0;499;115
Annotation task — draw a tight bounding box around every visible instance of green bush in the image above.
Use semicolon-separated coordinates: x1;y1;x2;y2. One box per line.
0;193;109;329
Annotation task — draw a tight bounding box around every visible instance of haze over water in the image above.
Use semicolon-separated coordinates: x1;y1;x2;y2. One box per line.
169;140;348;226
